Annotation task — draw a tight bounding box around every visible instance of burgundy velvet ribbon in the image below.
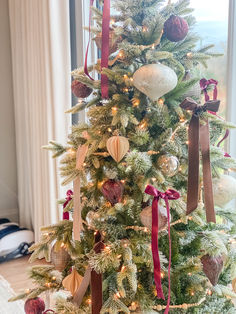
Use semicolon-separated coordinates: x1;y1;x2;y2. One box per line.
145;185;180;314
200;78;230;149
84;0;95;81
63;190;73;220
200;78;218;101
84;0;110;98
101;0;110;99
180;97;220;223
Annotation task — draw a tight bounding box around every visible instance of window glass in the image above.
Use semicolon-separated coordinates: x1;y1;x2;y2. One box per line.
190;0;229;115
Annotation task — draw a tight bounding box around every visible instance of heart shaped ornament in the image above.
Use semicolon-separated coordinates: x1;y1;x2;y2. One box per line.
133;63;178;101
106;136;129;162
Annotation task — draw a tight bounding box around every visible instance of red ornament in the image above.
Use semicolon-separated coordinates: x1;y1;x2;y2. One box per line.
164;15;189;42
101;180;124;205
71;80;92;98
24;297;45;314
201;254;223;286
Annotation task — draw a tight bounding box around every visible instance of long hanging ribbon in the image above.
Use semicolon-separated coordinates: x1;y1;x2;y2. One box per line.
180;97;220;223
145;185;180;314
63;190;73;220
101;0;110;99
84;0;95;81
73;232;105;314
200;78;230;148
84;0;110;98
73;144;88;241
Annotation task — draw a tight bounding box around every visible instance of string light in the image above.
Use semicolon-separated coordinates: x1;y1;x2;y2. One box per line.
115;292;121;299
186;52;193;58
52;276;56;281
121;179;126;184
112;106;118;115
158;98;164;105
152;44;155;49
67;148;75;156
97;180;105;189
25;289;30;294
108;127;112;132
143;227;148;233
139;120;147;129
60;242;66;248
118;50;124;58
152;177;157;182
104;245;111;252
188;272;192;276
123;74;128;80
87;298;92;305
83;162;86;166
110;18;115;25
142;26;148;32
161;272;165;278
130;77;133;82
45;282;51;288
121;266;126;272
190;291;195;296
132;99;140;107
123;87;129;93
186;141;189;145
207;289;212;295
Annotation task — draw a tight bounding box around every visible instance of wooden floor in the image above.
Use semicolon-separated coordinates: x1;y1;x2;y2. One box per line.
0;255;50;293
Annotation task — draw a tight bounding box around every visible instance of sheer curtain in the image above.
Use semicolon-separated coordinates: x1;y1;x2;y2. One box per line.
8;0;71;240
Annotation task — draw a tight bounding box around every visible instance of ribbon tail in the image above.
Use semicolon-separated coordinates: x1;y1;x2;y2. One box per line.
84;0;95;80
186;115;200;215
91;233;105;314
73;266;91;306
200;121;216;223
164;198;172;314
73;177;83;241
152;198;165;300
101;0;110;99
217;128;230;147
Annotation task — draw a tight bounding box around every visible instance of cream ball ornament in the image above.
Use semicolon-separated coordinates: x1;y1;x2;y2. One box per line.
213;174;236;208
133;63;178;101
157;154;179;177
140;205;170;231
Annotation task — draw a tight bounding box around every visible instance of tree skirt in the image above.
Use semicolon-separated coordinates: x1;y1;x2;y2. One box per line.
0;275;24;313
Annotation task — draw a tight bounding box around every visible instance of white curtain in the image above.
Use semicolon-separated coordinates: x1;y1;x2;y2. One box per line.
8;0;71;241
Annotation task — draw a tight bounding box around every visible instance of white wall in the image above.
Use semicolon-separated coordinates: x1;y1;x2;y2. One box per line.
0;0;18;222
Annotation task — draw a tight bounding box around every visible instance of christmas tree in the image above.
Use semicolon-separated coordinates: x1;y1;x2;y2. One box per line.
11;0;236;313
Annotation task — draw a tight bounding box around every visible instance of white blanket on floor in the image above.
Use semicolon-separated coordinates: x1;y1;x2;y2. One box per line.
0;275;24;314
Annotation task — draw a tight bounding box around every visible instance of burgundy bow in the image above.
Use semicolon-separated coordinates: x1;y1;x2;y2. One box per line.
200;78;218;101
180;97;220;223
63;190;73;220
145;185;180;314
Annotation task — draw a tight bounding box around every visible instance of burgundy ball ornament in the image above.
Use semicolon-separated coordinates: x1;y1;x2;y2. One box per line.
24;297;45;314
164;15;189;42
101;179;124;205
71;80;92;98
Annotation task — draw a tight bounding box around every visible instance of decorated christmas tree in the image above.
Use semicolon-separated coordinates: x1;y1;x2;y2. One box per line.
11;0;236;313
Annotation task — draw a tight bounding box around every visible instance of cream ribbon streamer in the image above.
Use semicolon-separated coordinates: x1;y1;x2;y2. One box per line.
73;144;88;241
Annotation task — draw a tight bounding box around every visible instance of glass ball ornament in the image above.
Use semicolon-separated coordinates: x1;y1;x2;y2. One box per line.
86;210;100;229
157;155;179;177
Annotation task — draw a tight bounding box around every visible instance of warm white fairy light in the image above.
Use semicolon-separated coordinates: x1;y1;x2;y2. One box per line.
112;106;118;115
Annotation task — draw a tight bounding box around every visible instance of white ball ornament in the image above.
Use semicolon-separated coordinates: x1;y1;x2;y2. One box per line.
213;174;236;208
140;205;170;231
133;63;178;101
